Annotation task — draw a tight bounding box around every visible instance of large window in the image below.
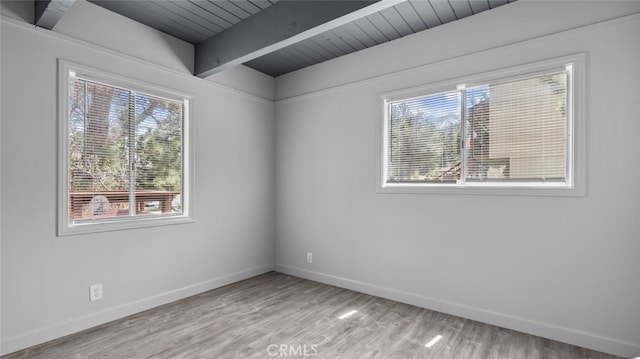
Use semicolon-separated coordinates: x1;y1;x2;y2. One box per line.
379;56;584;196
59;61;193;235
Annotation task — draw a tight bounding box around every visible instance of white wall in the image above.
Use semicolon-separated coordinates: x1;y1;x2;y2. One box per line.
274;1;640;357
52;0;195;74
2;0;640;357
0;2;275;355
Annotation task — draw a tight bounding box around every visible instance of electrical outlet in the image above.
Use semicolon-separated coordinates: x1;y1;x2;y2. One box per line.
89;284;103;302
307;252;313;264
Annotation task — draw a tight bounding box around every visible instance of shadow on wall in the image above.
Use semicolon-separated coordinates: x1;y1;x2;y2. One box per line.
0;0;195;75
1;1;34;24
157;34;194;74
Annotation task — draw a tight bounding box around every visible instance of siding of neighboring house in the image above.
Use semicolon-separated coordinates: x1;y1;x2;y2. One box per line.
487;76;566;180
464;74;567;181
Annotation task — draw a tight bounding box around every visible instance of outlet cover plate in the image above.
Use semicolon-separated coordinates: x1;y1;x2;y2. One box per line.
89;284;103;302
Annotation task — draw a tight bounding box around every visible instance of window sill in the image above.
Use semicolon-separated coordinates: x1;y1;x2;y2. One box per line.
377;182;584;197
58;215;194;236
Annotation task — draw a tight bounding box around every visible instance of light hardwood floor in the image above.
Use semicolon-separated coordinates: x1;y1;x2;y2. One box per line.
2;272;620;359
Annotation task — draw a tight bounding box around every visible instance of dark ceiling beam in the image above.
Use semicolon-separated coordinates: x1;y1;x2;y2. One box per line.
195;0;404;78
34;0;75;30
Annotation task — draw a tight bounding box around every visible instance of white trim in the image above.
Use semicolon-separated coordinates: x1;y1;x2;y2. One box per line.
0;264;274;356
376;53;586;197
67;64;192;103
275;264;640;358
57;59;195;236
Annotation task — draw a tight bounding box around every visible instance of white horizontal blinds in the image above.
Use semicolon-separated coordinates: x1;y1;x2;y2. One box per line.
465;69;567;182
387;91;461;182
134;93;183;215
68;77;131;221
68;73;184;223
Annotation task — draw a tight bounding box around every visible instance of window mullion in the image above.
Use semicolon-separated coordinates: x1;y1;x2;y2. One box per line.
128;92;136;216
459;88;467;187
83;80;88;175
564;64;573;187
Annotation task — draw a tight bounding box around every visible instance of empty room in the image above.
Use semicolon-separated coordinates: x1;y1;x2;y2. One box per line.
1;0;639;358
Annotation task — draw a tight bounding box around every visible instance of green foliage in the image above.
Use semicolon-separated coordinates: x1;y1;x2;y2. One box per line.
135;109;182;192
68;118;129;192
388;103;460;182
539;73;567;116
68;79;182;194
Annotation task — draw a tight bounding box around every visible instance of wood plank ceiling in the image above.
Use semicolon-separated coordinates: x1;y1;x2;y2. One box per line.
88;0;516;77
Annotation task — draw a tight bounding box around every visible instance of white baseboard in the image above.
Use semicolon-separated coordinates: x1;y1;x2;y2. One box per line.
275;264;639;359
1;264;274;356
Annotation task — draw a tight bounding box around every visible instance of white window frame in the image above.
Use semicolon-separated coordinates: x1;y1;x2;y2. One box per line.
58;59;195;236
377;54;586;197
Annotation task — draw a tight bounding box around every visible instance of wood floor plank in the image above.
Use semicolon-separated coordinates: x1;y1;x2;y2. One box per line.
2;272;622;359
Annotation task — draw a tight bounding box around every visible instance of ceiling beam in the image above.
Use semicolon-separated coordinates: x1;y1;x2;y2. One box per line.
34;0;75;30
195;0;405;78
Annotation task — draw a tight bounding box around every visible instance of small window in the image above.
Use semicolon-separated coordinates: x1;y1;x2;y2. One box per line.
59;61;193;235
379;55;584;196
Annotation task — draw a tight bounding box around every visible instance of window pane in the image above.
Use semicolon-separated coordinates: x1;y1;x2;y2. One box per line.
61;62;192;234
134;93;183;215
387;92;461;182
380;59;577;193
465;71;567;182
68;78;131;221
67;75;185;225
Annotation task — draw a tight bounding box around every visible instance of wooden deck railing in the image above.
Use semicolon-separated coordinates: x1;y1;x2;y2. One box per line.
70;191;179;219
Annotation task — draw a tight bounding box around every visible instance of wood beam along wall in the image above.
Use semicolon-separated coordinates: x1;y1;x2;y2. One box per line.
194;1;410;77
34;0;75;29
